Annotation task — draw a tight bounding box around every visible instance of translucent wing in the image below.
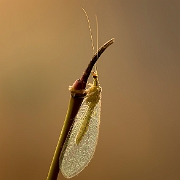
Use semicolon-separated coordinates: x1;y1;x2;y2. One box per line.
60;86;101;178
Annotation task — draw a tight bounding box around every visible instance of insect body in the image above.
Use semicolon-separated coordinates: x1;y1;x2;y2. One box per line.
59;72;102;178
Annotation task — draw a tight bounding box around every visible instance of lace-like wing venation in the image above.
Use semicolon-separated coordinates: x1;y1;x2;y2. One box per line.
60;93;101;178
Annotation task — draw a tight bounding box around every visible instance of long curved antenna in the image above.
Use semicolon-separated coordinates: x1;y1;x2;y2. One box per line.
95;14;98;73
82;8;95;56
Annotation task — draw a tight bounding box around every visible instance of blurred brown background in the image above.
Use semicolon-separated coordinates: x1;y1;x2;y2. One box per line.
0;0;180;180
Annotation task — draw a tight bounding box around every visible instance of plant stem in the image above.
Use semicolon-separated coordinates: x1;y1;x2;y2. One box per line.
46;38;114;180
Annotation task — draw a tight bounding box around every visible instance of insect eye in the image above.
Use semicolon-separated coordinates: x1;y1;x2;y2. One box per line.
92;71;98;78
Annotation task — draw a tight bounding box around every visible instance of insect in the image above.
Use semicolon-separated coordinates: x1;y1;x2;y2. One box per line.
59;9;102;178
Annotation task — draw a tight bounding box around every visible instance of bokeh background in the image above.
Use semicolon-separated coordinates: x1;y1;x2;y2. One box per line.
0;0;180;180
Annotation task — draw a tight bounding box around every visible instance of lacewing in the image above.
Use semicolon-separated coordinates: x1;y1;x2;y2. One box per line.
59;71;102;178
59;9;103;178
46;10;114;179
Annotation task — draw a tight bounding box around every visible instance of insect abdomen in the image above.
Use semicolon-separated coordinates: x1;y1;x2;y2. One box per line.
76;106;94;144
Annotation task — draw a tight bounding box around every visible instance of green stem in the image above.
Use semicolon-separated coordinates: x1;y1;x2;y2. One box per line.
47;96;84;180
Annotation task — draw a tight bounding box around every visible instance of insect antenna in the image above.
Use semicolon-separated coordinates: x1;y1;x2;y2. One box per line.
95;14;98;74
82;8;98;73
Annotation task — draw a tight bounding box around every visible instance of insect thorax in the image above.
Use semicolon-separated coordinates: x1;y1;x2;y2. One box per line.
85;85;101;104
